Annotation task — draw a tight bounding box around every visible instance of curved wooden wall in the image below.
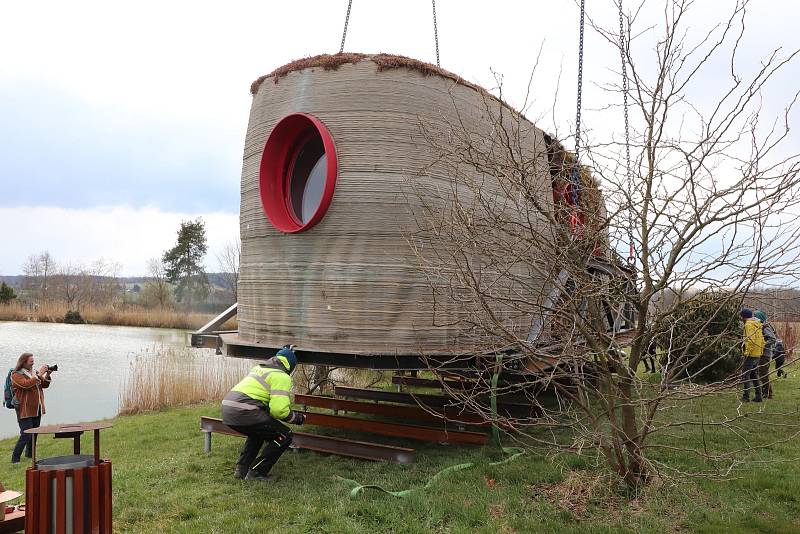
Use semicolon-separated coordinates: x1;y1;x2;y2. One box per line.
238;58;553;354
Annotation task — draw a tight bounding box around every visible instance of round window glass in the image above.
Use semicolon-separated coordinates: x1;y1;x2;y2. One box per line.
288;134;327;224
259;113;338;233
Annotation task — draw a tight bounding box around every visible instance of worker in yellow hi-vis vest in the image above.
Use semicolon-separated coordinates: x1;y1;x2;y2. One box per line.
221;346;305;481
740;308;765;403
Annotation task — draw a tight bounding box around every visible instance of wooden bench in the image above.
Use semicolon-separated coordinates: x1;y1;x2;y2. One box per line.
200;416;415;464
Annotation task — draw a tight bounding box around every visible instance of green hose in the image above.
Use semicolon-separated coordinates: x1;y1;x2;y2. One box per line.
337;447;525;498
338;353;521;498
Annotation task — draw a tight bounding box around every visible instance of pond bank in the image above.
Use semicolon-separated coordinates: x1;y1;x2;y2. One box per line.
0;301;236;330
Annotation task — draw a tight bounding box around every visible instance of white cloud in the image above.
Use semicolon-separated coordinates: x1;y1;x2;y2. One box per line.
0;206;238;276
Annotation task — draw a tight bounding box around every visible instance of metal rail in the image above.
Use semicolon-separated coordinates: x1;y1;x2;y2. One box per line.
295;394;490;426
334;387;539;418
190;302;238;350
391;375;474;390
300;412;488;445
199;416;415;464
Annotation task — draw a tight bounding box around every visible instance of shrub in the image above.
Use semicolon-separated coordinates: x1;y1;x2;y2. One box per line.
64;310;85;324
0;282;15;304
654;292;742;383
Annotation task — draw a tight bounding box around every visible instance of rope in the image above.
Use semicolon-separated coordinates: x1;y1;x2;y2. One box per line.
569;0;586;211
337;447;526;498
618;1;634;265
339;0;353;54
431;0;440;66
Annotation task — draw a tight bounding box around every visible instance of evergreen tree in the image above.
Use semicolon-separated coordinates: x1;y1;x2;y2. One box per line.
0;282;16;304
162;218;210;309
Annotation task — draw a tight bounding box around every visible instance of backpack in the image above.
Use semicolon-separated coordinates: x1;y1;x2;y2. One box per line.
3;369;17;409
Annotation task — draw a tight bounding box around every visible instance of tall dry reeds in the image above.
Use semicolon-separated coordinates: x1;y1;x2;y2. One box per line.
118;347;254;415
0;301;236;330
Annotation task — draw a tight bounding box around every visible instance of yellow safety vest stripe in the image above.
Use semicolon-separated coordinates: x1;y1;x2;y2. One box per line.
231;365;293;420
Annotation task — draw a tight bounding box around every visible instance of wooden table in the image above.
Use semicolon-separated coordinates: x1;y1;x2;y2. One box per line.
25;422;113;467
0;508;25;533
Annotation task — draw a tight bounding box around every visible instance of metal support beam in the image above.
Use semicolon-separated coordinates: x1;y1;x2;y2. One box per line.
190;303;237;349
199;416;415;463
294;394;490;426
300;412;488;445
390;375;474;390
334;387;539;418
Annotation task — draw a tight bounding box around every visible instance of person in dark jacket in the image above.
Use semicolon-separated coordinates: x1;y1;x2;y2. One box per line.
774;339;787;378
754;310;777;398
643;339;658;373
221;346;305;482
10;352;53;463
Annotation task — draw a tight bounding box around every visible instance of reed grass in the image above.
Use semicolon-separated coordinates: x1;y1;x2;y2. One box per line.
118;347;254;415
0;301;236;330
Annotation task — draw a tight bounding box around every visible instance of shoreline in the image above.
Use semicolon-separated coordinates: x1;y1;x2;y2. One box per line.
0;301;236;331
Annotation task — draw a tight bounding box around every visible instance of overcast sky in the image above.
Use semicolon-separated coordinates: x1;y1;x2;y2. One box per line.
1;0;797;275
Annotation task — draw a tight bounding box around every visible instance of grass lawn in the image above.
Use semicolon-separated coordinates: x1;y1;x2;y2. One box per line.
2;373;800;533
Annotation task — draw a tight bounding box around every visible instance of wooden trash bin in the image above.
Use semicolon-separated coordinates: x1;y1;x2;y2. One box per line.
24;422;113;534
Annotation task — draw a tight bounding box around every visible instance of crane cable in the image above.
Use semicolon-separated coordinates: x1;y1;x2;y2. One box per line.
338;0;353;54
431;0;440;66
569;0;586;228
338;0;441;66
617;1;634;265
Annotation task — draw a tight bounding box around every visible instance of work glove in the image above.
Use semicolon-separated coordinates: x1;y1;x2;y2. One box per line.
286;411;306;425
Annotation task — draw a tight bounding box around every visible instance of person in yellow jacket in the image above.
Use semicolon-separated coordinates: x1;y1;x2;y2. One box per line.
221;346;305;481
740;308;765;402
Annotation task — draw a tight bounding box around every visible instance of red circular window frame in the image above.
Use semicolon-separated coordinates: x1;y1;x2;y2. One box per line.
259;113;338;233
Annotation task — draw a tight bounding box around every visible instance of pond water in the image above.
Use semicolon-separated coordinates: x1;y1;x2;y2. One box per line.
0;321;199;440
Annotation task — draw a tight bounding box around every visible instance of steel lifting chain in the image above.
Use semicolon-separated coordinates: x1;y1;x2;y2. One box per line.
618;0;634;264
432;0;440;66
339;0;353;54
570;0;586;208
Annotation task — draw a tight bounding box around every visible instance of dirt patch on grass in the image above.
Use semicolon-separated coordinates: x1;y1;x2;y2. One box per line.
529;471;613;519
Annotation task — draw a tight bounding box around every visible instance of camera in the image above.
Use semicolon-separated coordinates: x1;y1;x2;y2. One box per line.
46;364;58;372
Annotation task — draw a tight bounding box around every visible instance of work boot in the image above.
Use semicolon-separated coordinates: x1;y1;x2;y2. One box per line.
234;465;247;480
244;470;273;483
753;397;763;403
741;396;750;403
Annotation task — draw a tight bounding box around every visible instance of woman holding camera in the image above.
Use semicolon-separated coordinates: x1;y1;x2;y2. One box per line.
10;352;53;464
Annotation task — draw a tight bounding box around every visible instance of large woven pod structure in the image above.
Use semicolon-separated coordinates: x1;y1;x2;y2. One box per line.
238;53;560;355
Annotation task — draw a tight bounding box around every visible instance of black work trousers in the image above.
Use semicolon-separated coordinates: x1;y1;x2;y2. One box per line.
229;418;293;476
741;357;761;400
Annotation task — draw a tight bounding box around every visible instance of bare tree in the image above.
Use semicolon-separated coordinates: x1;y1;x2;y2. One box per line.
142;258;173;311
215;238;241;303
80;258;122;307
54;263;82;310
22;251;55;303
409;0;800;488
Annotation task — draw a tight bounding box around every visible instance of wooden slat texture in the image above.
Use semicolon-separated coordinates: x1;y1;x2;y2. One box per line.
25;467;38;533
38;470;49;534
56;470;66;534
74;468;85;534
101;462;112;533
89;466;100;533
23;462;112;534
239;58;553;354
